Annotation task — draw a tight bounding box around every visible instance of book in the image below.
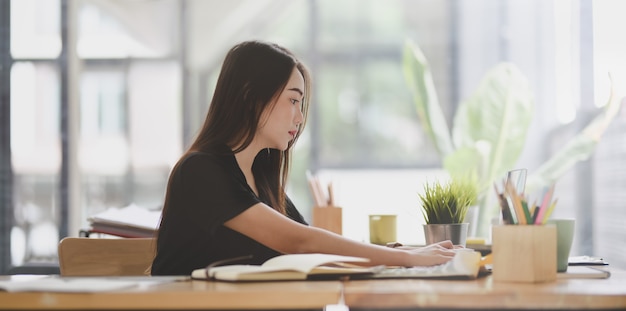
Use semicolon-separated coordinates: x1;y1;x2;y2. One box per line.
87;204;161;238
557;266;611;279
374;249;483;279
568;255;609;266
192;250;484;282
88;222;156;238
192;253;376;281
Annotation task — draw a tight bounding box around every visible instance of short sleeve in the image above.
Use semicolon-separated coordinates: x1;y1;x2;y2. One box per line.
152;149;303;275
176;152;261;235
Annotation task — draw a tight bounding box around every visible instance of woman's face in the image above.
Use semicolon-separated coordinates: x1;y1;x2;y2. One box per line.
257;67;305;151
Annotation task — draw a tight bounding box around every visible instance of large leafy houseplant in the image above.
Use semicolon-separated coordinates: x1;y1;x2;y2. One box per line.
403;39;622;237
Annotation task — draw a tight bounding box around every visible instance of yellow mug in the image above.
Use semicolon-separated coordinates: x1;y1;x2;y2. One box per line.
369;214;397;245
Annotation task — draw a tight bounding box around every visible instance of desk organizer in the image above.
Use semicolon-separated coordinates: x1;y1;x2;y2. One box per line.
492;224;556;283
312;206;342;235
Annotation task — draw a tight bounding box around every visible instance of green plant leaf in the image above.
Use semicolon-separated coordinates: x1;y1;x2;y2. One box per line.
448;63;534;187
445;63;534;233
403;40;620;237
526;75;623;193
443;144;489;194
403;39;454;156
419;176;477;224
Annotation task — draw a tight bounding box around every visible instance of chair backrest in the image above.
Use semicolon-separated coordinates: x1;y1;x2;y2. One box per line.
58;237;155;276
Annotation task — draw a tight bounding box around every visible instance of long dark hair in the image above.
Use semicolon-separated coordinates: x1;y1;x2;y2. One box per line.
162;40;310;217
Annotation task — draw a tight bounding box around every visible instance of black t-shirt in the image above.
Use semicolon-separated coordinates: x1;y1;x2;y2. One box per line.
151;146;307;276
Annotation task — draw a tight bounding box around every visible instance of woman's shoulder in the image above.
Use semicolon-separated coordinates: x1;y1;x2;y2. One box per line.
177;146;236;174
179;151;214;168
181;150;216;162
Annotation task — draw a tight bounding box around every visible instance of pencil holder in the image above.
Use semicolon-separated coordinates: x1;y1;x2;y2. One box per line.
491;224;557;283
312;206;342;235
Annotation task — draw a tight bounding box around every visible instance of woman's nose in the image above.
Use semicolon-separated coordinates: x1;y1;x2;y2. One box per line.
295;108;304;125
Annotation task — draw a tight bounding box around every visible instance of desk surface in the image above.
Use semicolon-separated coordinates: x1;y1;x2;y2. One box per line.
2;269;626;310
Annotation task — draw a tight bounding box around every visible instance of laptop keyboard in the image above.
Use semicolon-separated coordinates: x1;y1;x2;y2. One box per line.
375;249;481;279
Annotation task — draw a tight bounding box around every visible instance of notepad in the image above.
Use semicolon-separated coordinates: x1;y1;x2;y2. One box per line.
557;266;611;279
568;255;609;266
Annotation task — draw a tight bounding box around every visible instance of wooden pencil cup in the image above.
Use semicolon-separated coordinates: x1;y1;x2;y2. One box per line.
312;206;342;235
492;224;557;283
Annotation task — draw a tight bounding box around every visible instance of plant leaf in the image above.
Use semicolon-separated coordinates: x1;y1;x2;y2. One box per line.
526;75;623;193
446;63;534;233
448;63;534;187
443;143;491;195
403;39;454;157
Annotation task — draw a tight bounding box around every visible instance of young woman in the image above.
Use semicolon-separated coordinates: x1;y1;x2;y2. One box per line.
151;40;457;276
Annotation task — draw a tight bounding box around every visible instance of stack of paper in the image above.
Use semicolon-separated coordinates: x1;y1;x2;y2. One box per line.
0;277;137;292
87;204;162;238
0;276;188;292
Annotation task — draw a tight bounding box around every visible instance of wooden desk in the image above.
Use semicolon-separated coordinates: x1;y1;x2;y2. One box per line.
345;269;626;310
0;276;340;310
1;270;626;310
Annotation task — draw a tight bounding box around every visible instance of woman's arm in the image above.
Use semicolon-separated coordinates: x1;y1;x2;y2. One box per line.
224;203;456;267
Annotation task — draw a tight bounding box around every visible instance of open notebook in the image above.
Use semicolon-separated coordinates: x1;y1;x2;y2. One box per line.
192;249;482;282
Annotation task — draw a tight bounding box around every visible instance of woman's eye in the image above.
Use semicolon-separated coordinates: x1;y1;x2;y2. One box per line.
290;99;299;105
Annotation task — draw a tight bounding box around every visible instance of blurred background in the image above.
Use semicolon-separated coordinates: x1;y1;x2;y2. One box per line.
1;0;625;274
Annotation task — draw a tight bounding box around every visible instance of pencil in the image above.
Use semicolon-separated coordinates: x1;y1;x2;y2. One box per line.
306;170;326;207
521;200;532;225
327;182;335;206
534;185;555;224
505;181;525;225
541;199;558;224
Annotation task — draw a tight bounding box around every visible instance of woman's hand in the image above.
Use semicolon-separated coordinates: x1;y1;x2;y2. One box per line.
389;240;461;251
390;240;459;266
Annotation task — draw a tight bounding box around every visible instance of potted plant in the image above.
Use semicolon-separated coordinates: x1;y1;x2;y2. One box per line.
419;175;478;247
403;39;622;237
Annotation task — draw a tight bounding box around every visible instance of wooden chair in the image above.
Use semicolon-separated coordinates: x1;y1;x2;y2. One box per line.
58;237;155;276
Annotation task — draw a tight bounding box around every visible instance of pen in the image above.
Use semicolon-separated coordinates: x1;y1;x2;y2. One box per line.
499;193;513;225
306;170;326;207
494;183;513;224
530;201;539;223
327;182;335;206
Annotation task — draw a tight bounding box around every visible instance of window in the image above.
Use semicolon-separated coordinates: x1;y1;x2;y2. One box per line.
9;0;62;267
2;0;625;272
10;62;61;265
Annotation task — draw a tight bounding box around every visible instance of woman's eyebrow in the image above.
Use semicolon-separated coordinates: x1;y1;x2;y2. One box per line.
288;88;303;96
